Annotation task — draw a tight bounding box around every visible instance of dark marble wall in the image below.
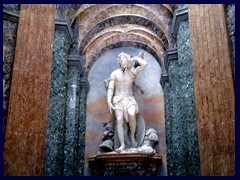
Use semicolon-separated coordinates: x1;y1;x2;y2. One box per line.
3;20;18;133
44;30;71;176
55;4;80;55
56;5;80;56
56;4;81;21
164;20;201;176
170;4;188;12
69;18;79;56
3;4;20;12
226;4;235;80
3;7;19;135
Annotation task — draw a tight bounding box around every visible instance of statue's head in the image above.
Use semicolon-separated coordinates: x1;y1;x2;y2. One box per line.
117;52;131;69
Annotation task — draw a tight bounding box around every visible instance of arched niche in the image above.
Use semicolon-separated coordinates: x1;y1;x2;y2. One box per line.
84;47;167;175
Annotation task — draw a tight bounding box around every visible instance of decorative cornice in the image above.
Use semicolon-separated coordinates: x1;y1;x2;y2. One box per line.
160;71;169;88
88;152;162;164
55;19;73;43
161;47;178;88
162;7;188;88
80;77;90;94
3;10;19;23
164;48;178;71
67;55;83;74
171;7;188;40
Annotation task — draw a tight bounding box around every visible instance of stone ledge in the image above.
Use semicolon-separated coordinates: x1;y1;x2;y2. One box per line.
55;19;73;43
171;7;188;40
67;55;84;74
80;77;90;93
160;72;169;88
161;48;178;87
88;152;162;163
87;152;162;176
3;10;19;23
164;47;178;71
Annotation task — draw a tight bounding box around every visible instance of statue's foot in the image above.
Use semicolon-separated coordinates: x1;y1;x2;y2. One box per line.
115;145;125;153
132;140;138;148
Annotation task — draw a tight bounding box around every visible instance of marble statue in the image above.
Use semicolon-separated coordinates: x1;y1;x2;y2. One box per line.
106;52;147;152
99;52;159;154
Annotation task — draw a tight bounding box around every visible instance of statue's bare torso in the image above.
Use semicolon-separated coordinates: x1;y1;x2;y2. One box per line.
111;68;135;97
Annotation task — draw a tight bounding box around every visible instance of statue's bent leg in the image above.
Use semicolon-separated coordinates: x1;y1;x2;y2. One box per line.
115;109;126;152
128;105;137;148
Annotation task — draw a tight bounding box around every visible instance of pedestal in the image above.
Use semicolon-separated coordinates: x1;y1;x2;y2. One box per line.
87;152;162;176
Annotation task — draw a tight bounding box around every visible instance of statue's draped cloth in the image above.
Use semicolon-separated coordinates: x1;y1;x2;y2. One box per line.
112;96;139;123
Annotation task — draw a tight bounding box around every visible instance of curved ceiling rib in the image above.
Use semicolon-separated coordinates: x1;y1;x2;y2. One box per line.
83;41;162;76
82;24;165;55
78;15;169;53
73;4;173;74
72;4;172;22
94;41;161;62
135;4;172;21
161;4;173;13
83;32;165;71
73;4;172;47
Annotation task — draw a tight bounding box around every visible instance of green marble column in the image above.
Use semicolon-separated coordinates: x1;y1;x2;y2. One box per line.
164;7;200;176
44;19;73;176
78;77;89;175
63;55;83;175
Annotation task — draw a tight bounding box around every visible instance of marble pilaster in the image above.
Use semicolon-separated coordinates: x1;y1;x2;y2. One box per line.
44;19;73;176
164;7;201;176
3;4;56;175
189;4;235;175
78;77;89;175
63;55;83;175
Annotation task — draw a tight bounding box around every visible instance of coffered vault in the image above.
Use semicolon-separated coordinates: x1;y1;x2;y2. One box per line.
71;4;173;75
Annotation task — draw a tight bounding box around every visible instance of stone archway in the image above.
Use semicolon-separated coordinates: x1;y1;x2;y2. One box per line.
72;4;173;176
